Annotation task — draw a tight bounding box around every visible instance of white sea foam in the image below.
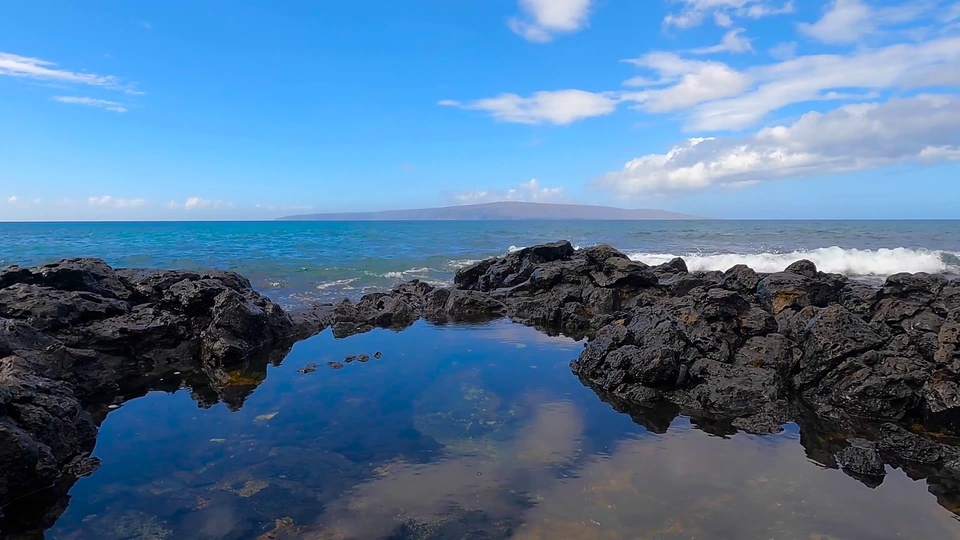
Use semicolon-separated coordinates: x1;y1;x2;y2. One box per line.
446;259;481;270
316;278;358;290
627;247;960;276
381;267;433;279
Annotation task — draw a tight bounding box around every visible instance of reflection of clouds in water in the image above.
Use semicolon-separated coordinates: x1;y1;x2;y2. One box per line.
515;430;960;539
318;399;584;539
315;393;960;540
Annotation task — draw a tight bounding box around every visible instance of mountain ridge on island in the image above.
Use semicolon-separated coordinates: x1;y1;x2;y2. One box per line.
278;201;707;221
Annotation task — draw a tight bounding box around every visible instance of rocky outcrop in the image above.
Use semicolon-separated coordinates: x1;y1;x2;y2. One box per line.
0;258;323;529
312;240;960;510
298;241;959;441
4;244;960;530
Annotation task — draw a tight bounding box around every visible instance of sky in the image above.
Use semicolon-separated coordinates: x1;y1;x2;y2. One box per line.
1;0;959;221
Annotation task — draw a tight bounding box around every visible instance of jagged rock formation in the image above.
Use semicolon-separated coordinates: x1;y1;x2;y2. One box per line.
0;258;322;530
331;240;959;437
322;240;960;513
3;243;960;532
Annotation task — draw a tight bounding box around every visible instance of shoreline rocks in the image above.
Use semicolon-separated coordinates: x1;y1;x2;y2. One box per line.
0;258;325;528
3;244;960;531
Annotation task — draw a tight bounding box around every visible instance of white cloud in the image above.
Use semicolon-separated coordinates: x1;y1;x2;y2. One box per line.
87;196;146;208
799;0;948;44
168;197;233;211
454;179;565;203
53;96;128;113
594;94;960;196
7;196;17;204
768;41;798;60
948;1;960;21
439;89;619;125
919;145;960;160
691;28;753;54
508;0;593;42
0;52;138;93
714;12;734;26
622;53;749;112
623;35;960;130
664;0;794;29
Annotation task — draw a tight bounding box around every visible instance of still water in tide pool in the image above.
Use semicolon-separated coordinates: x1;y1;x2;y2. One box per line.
40;320;960;539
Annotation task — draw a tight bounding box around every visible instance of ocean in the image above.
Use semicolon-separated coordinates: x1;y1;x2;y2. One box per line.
3;220;960;538
3;220;959;309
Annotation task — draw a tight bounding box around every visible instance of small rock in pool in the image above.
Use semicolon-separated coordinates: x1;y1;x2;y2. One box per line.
327;361;344;370
344;355;357;363
357;354;371;363
296;363;317;374
374;351;383;359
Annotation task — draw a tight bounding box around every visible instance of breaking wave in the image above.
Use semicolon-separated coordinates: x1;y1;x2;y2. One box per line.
627;247;960;277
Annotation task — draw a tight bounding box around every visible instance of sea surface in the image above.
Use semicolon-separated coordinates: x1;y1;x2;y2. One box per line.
2;220;959;309
3;220;960;538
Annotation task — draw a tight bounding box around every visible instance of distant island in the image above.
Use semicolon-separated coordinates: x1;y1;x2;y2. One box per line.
278;201;706;221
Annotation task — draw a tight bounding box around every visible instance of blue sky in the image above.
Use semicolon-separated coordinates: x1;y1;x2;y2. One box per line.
1;0;959;220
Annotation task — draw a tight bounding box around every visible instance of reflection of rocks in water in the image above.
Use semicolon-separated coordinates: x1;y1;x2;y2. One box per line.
513;420;960;539
0;258;321;535
585;387;960;523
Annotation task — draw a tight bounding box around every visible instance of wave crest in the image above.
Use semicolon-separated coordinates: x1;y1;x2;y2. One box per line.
628;247;960;276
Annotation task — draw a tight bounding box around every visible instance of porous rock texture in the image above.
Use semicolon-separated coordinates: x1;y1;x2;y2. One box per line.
4;243;960;531
324;240;960;511
0;258;323;529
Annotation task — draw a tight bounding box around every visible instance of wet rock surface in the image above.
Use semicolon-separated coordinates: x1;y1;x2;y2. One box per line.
308;240;960;518
4;244;960;534
0;258;324;531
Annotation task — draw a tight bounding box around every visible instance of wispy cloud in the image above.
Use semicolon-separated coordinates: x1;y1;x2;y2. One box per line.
691;28;753;54
508;0;594;42
622;36;960;131
439;89;619;125
167;197;233;210
53;96;128;113
87;195;147;208
453;179;565;204
595;95;960;196
0;52;139;94
664;0;794;29
798;0;941;44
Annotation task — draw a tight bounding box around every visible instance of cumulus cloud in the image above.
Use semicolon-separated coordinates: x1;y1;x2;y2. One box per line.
53;96;128;113
7;196;18;204
439;89;619;125
691;28;753;54
622;35;960;130
453;179;565;204
663;0;794;29
508;0;593;42
87;196;146;208
594;94;960;196
0;52;138;93
168;197;233;211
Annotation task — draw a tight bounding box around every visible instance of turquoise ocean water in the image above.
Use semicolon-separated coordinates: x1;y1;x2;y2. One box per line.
2;220;959;307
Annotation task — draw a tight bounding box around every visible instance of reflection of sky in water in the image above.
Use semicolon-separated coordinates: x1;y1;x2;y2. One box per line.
46;321;960;539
